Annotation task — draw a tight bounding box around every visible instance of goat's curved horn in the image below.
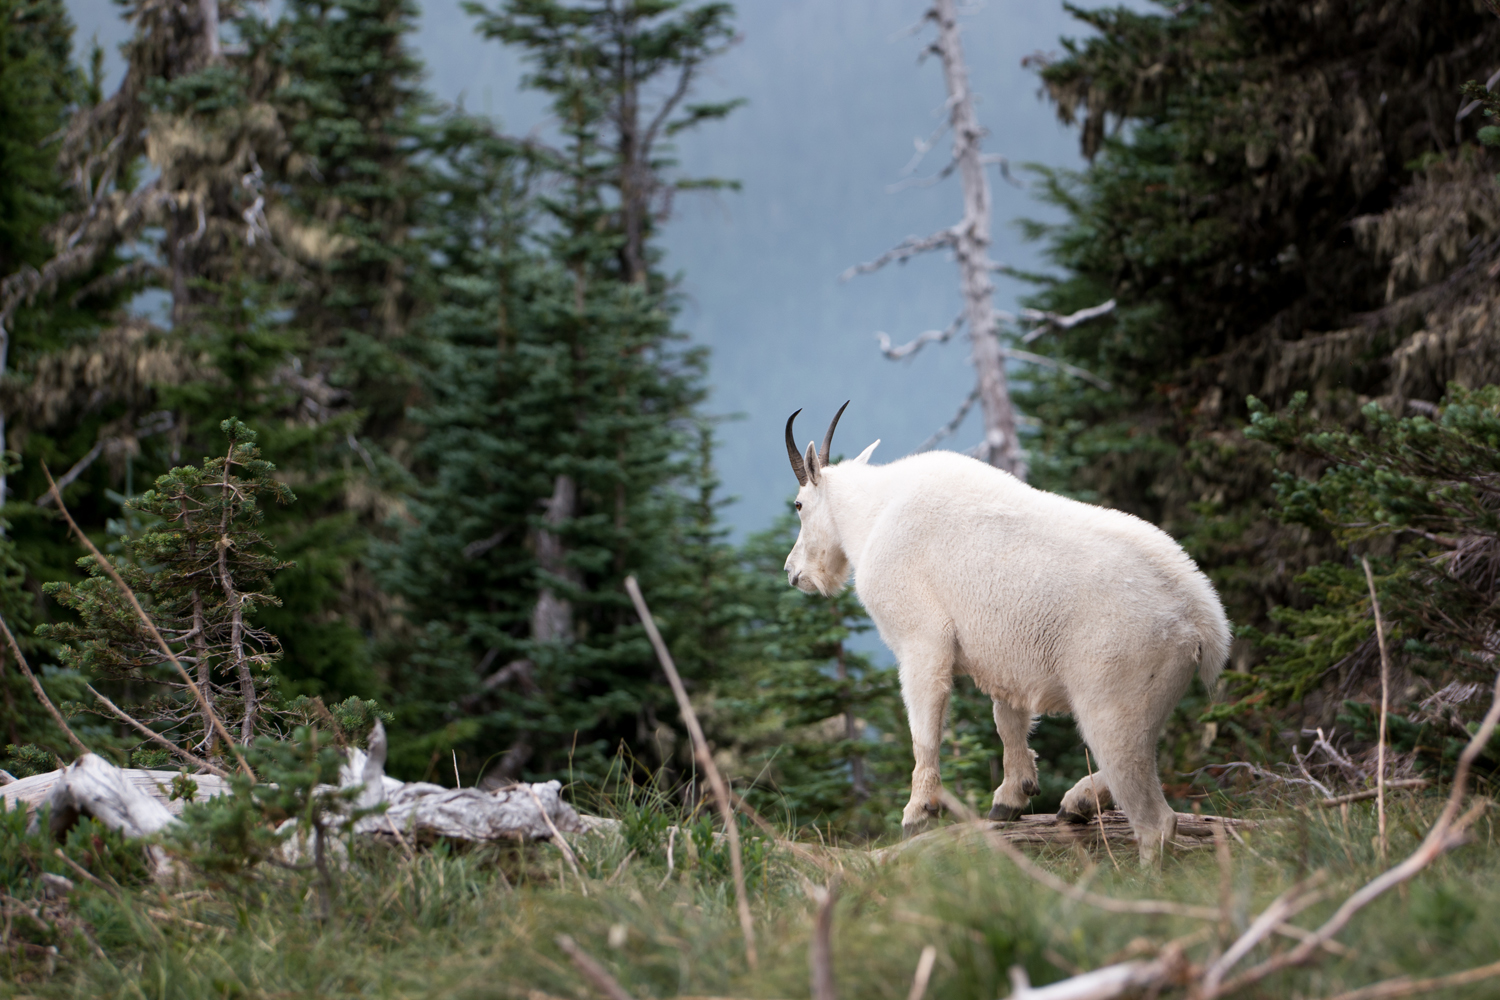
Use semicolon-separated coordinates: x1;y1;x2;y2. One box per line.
819;400;850;467
785;409;809;486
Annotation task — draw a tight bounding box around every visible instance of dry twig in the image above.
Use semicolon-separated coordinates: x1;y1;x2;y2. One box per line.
42;465;254;781
807;879;838;1000
1318;779;1429;808
626;575;757;969
0;614;90;756
1211;671;1500;997
84;683;228;778
525;784;586;897
1362;556;1392;861
556;934;637;1000
1321;958;1500;1000
906;944;937;1000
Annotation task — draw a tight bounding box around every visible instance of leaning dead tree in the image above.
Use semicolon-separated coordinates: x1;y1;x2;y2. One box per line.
844;0;1113;480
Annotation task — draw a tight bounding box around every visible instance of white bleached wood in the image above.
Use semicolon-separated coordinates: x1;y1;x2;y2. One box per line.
2;764;232;819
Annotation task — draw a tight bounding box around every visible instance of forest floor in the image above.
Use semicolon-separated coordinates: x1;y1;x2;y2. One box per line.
2;786;1498;1000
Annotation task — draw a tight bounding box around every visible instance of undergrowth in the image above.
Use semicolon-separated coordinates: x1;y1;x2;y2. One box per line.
2;782;1499;999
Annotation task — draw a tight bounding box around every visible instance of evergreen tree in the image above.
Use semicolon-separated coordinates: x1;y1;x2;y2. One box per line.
379;0;739;786
1013;0;1500;744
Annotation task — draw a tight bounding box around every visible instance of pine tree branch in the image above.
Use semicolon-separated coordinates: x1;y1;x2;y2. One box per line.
42;464;254;781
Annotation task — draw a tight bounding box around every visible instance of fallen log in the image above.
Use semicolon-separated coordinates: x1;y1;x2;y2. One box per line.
874;810;1255;863
2;726;586;857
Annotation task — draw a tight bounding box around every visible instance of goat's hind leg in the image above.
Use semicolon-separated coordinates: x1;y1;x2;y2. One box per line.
988;700;1039;821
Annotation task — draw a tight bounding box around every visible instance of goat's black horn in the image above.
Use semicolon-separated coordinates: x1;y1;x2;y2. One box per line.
785;409;809;486
819;400;850;467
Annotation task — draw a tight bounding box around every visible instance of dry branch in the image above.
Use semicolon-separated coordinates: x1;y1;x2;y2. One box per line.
1210;670;1500;997
906;945;937;1000
42;464;254;780
556;934;638;1000
1362;556;1392;862
1318;779;1429;807
806;879;838;1000
0;613;90;756
1321;959;1500;1000
1017;300;1117;343
625;575;757;969
84;683;228;778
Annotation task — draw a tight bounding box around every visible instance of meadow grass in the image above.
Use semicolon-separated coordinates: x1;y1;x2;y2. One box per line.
3;788;1499;1000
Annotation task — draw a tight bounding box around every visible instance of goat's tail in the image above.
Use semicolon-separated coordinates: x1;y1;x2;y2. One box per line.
1196;603;1232;693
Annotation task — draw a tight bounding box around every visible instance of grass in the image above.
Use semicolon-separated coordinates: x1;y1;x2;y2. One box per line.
4;783;1500;1000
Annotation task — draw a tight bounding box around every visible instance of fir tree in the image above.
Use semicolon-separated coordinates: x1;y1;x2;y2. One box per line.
39;419;293;751
380;0;740;786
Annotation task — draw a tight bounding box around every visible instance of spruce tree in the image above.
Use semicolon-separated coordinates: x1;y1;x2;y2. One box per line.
1015;0;1500;747
380;0;739;786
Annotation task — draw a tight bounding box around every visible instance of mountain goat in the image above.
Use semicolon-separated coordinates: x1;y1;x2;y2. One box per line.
782;403;1230;863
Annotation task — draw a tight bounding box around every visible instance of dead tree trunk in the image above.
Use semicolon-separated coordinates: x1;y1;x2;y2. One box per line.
845;0;1114;476
930;0;1025;479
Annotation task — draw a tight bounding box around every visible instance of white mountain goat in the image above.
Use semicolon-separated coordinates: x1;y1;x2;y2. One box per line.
782;403;1230;863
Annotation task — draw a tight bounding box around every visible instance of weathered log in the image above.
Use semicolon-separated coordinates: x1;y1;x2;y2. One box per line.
0;759;232;824
3;740;585;850
874;810;1255;863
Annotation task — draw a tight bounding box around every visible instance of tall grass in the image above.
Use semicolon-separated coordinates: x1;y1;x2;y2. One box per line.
4;780;1499;1000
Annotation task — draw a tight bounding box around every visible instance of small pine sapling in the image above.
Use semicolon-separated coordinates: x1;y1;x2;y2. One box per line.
40;418;295;758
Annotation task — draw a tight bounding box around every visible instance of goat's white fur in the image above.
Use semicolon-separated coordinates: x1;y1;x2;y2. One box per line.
783;438;1230;863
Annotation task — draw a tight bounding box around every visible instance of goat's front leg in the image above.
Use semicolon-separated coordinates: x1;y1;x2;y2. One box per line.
989;700;1039;821
898;641;953;838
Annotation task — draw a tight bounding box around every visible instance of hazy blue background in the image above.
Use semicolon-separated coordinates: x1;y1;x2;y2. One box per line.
64;0;1105;537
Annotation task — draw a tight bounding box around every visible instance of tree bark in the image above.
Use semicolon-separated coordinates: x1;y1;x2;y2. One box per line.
932;0;1026;480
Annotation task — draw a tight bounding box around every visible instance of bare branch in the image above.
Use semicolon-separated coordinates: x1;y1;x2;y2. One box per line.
625;576;757;969
1318;778;1429;807
876;312;964;360
1000;347;1113;391
85;684;229;778
841;228;957;281
1363;556;1392;862
34;441;105;506
1322;959;1500;1000
555;934;638;1000
807;879;838;1000
919;389;980;451
1018;299;1117;344
0;614;91;756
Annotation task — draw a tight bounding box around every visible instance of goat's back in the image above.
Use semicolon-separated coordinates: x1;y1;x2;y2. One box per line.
851;452;1230;702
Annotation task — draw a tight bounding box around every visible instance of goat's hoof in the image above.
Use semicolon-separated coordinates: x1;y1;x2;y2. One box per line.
1021;778;1040;796
988;803;1025;822
1056;806;1089;825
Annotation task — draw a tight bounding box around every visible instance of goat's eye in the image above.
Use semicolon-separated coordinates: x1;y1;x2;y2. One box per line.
794;500;802;511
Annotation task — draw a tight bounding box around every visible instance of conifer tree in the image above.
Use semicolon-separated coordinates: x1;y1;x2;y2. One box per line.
380;0;739;785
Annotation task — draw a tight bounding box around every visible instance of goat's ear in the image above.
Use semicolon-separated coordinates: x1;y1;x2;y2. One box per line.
851;439;880;465
804;441;821;484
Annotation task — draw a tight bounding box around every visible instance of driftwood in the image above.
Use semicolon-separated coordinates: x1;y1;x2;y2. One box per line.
0;758;233;825
3;733;586;857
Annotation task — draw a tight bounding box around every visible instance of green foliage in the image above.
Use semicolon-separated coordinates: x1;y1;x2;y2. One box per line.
376;0;741;789
38;420;294;749
171;725;372;919
2;742;54;778
1238;386;1500;705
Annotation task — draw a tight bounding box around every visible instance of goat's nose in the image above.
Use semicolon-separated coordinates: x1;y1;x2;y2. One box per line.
789;570;801;587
